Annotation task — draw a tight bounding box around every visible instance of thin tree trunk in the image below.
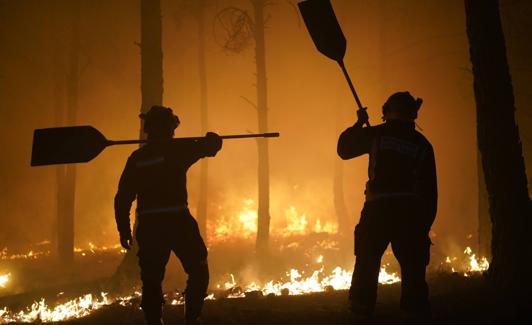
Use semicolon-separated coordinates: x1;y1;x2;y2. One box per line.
50;0;65;260
252;0;271;255
465;0;531;293
113;0;163;287
56;0;81;264
139;0;164;127
196;0;209;238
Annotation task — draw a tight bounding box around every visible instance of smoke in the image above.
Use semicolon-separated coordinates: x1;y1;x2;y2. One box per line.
0;0;485;255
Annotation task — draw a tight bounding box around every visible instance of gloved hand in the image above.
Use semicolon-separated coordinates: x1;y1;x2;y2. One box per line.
354;107;369;127
204;132;222;156
120;232;133;250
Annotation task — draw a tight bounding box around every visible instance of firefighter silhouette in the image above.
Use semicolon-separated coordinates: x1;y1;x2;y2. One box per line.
114;106;222;325
337;92;437;320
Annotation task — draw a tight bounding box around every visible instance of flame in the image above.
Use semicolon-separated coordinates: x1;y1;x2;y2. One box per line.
74;243;126;256
0;293;110;323
1;248;50;260
208;201;338;244
217;263;399;299
0;273;10;289
277;206;336;236
210;199;257;242
314;219;337;234
281;206;308;235
378;265;402;284
1;245;491;323
1;243;125;260
443;246;489;275
463;246;489;275
0;292;141;323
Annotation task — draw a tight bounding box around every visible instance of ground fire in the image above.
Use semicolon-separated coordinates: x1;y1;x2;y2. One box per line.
0;201;490;324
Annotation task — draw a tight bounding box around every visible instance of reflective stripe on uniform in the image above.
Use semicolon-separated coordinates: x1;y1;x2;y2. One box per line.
136;156;165;168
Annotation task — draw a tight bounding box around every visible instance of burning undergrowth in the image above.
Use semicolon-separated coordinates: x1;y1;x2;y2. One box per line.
0;200;489;324
0;235;488;324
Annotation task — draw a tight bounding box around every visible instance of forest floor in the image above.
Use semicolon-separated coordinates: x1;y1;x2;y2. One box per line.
50;274;529;325
2;236;526;324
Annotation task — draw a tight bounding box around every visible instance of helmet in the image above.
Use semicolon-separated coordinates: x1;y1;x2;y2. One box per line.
382;91;423;120
139;105;180;135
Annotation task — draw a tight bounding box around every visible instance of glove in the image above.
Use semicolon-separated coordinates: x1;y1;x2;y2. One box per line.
355;107;369;127
120;232;133;250
204;132;222;156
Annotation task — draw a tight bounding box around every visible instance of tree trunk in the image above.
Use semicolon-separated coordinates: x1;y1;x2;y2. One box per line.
252;0;271;256
113;0;164;287
50;0;65;261
465;0;531;293
196;0;209;239
477;150;491;258
53;0;81;264
139;0;164;126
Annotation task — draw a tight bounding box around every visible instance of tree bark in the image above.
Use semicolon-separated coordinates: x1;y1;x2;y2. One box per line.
113;0;164;287
252;0;271;256
477;150;491;258
465;0;531;293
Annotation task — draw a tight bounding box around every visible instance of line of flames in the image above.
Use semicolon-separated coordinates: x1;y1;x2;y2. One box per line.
214;263;400;299
0;263;397;324
0;200;490;323
1;243;126;261
0;248;490;324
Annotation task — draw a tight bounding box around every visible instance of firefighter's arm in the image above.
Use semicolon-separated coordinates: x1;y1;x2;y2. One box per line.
181;132;223;167
114;156;136;249
203;132;223;157
337;123;372;160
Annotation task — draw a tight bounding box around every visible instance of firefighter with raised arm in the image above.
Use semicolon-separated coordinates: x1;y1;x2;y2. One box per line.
114;106;222;325
337;92;437;320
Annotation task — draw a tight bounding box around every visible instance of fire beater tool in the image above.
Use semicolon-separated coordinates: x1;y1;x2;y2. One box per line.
31;125;280;166
298;0;370;126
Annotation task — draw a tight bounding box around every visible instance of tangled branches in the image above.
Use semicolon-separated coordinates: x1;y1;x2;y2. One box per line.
214;7;254;54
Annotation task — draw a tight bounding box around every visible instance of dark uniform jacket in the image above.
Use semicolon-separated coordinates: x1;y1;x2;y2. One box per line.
114;139;221;236
337;120;437;227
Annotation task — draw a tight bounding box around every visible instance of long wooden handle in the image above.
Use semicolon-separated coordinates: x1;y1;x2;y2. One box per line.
108;132;280;146
338;60;371;127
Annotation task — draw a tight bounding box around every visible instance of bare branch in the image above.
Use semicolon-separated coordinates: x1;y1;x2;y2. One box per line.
240;96;258;110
